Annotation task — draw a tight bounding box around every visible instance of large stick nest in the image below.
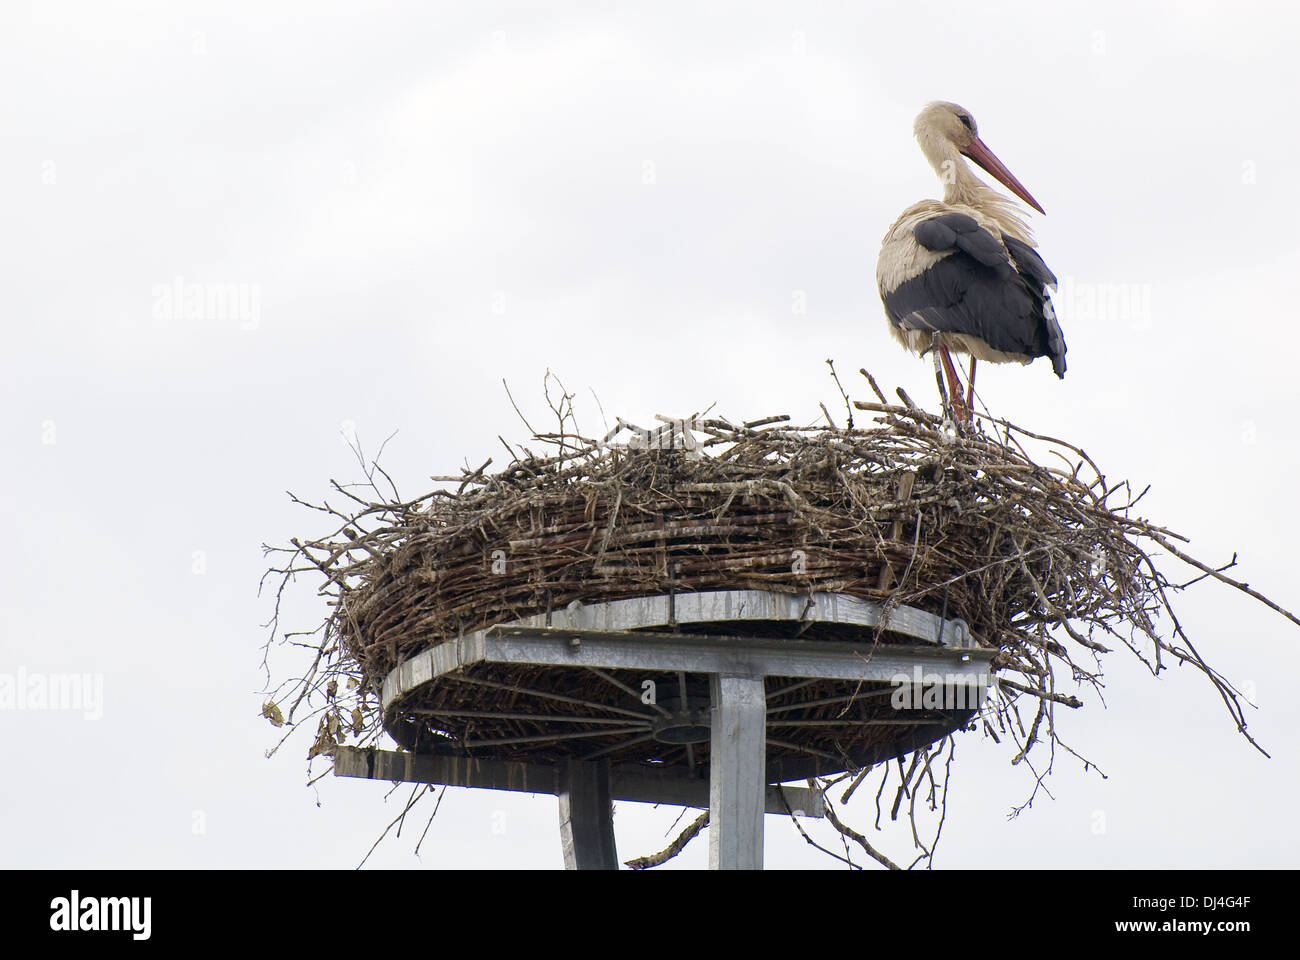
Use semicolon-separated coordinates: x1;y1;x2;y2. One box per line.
262;371;1294;867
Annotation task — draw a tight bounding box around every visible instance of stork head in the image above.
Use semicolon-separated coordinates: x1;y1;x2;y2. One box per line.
913;101;1045;215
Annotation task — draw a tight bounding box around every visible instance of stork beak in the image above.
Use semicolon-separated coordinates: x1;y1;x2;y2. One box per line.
962;136;1046;215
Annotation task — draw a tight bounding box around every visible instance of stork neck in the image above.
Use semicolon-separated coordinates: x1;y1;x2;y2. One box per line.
942;156;992;205
940;156;1033;243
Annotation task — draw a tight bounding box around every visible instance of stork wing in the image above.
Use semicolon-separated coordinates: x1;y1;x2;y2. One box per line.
914;214;1013;274
883;213;1066;378
1001;234;1067;376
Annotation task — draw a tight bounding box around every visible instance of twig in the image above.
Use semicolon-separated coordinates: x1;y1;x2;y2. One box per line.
624;810;709;869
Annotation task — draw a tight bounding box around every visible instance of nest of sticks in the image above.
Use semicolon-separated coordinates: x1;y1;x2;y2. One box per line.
262;370;1294;868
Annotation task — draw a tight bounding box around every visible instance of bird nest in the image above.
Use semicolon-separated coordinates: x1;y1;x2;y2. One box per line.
262;371;1292;867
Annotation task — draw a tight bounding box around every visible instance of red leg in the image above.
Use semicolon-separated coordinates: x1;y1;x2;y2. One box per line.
938;348;970;422
967;357;977;416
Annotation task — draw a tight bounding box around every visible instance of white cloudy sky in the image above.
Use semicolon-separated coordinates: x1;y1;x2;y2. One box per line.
3;0;1297;869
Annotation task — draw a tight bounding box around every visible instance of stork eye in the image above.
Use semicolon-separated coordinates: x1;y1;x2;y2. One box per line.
957;114;974;131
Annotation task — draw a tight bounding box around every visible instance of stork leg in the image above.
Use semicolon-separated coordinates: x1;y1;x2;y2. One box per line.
967;357;977;416
930;336;950;412
937;347;970;423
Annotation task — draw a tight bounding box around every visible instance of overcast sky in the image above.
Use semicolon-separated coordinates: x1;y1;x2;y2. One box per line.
3;0;1297;869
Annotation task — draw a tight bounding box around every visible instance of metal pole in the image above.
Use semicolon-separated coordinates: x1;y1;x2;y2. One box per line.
708;674;766;870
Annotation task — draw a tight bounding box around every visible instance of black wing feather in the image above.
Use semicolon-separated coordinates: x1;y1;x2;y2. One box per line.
1002;233;1066;377
882;215;1066;378
1001;234;1057;289
915;213;1012;274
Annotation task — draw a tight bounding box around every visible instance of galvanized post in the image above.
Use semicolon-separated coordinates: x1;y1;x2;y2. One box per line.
558;758;618;870
708;674;767;869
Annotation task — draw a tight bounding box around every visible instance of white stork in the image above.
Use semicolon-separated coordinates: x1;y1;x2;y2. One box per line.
877;102;1065;421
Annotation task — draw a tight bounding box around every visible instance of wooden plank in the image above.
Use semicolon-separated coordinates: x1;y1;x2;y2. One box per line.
878;470;916;591
332;747;557;794
332;747;825;816
708;675;767;869
558;760;617;870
